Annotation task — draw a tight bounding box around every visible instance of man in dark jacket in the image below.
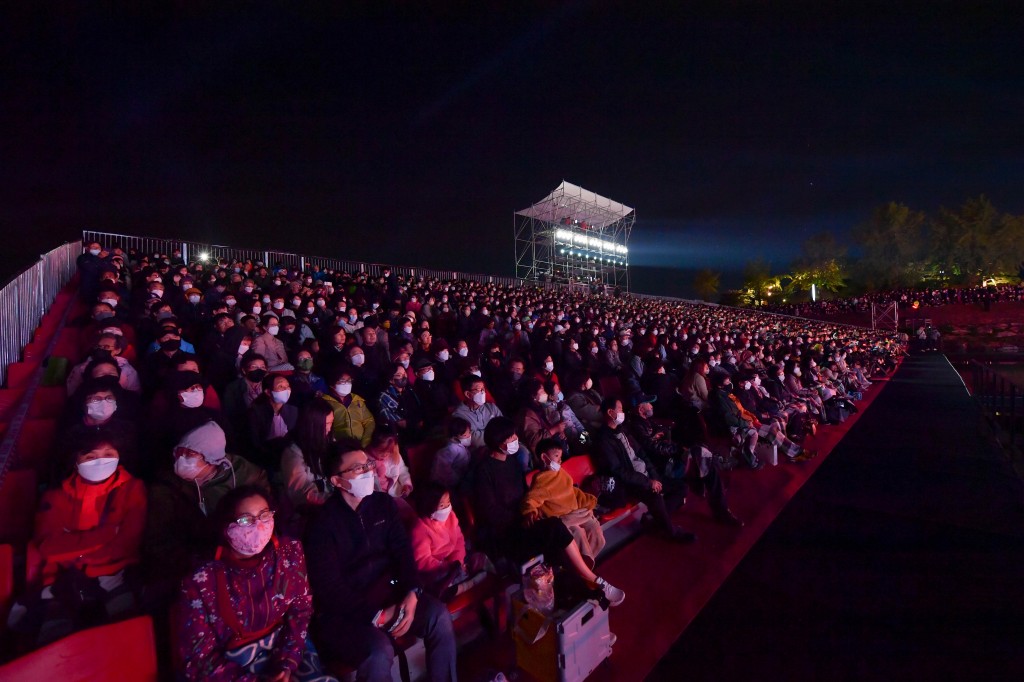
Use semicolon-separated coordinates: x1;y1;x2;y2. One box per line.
305;440;456;682
592;397;696;543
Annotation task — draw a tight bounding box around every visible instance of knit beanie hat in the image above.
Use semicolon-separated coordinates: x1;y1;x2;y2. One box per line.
176;421;227;465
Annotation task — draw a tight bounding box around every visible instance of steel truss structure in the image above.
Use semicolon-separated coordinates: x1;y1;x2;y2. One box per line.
514;181;635;292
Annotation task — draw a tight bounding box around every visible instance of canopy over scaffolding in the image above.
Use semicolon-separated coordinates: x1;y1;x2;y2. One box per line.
514;181;634;291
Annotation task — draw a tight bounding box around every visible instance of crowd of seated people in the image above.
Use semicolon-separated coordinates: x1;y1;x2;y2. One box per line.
2;240;904;680
766;282;1024;318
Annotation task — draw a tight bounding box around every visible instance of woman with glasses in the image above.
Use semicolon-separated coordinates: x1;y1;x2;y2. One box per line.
177;485;336;682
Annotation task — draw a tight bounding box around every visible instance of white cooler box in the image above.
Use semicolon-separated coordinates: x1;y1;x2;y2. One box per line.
512;594;614;682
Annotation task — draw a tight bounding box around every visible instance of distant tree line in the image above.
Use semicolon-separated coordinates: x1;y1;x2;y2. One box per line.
690;195;1024;304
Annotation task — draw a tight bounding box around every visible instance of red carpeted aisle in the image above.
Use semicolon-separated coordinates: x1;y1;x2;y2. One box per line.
460;372;897;681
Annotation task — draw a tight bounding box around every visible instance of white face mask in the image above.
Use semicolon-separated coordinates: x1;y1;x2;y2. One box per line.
614;411;625;425
754;376;761;386
548;460;561;472
86;398;116;421
794;367;802;376
437;350;450;362
470;369;482;377
350;353;365;366
343;470;376;498
458;347;469;357
400;359;409;368
505;439;520;455
225;299;237;307
590;346;599;355
430;506;453;523
77;457;119;483
267;325;279;336
271;389;291;404
251;305;262;315
101;297;118;308
188;295;200;304
335;382;353;397
180;389;204;408
536;393;548;404
472;391;486;406
238;343;251;356
585;378;593;390
174;455;208;481
272;301;284;310
458;435;472;447
743;381;752;390
421;370;435;382
544;361;554;372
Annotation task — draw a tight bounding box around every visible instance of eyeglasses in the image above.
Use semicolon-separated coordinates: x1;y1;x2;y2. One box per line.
86;396;117;404
338;461;374;476
233;509;275;527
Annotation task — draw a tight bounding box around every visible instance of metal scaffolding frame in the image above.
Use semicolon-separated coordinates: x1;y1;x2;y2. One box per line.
514;181;635;292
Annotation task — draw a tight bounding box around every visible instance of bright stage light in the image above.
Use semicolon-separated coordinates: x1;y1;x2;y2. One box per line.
199;252;210;261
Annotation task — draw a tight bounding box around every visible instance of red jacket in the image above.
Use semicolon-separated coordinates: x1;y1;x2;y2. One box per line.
33;466;147;585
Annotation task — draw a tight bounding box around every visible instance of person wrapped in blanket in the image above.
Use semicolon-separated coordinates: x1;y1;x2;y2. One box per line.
176;484;336;682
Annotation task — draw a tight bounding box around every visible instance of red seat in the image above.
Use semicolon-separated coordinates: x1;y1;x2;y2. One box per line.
14;418;58;476
22;340;49;362
524;469;538;486
563;454;595;485
599;375;622;400
0;469;38;546
598;502;637;524
0;615;158;681
50;328;82;364
0;544;13;630
28;385;67;419
0;388;26;422
5;362;39;390
405;441;441;485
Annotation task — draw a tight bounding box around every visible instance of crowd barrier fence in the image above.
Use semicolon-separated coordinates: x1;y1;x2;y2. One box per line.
970;360;1024;459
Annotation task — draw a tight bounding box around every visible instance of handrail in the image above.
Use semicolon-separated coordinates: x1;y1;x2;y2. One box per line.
969;359;1023;458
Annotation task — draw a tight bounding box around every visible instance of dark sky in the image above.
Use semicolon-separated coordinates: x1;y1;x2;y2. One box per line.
3;3;1023;295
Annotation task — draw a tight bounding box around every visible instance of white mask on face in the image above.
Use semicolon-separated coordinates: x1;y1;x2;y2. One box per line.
251;305;262;315
272;301;284;310
422;370;435;382
238;342;251;355
77;457;119;483
174;455;208;481
548;461;561;472
86;398;116;422
188;295;200;304
743;381;752;390
754;376;761;386
794;367;802;376
458;347;469;357
180;389;204;408
271;389;291;404
590;346;599;355
350;353;365;366
430;506;453;523
101;297;118;308
335;382;353;397
437;350;450;362
585;378;593;390
267;325;279;336
614;411;626;425
470;369;482;377
505;439;520;455
472;391;486;406
400;359;409;368
544;361;554;372
458;435;472;447
343;470;375;498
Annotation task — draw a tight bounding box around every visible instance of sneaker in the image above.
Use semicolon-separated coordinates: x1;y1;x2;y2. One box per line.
596;577;626;606
794;449;818;462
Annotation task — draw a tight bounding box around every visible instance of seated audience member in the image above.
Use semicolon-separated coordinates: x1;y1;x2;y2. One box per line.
247;373;299;470
290;348;329;406
409;483;490;601
628;397;742;526
222;351;269;440
412;357;453;434
281;397;336;512
565;371;603;432
177;486;336;682
516;378;570;466
304;440;457;682
472;418;624;605
366;431;413;499
709;372;765;469
56;376;141;481
522;439;608;570
377;362;424;445
451;374;503;449
252;314;295;371
593;397;696;543
145;422;269;595
9;434;145;646
322;365;376;447
67;332;142;395
430;417;473;491
151;369;231;458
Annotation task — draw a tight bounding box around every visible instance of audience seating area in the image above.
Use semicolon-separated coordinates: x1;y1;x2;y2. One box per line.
0;237;905;680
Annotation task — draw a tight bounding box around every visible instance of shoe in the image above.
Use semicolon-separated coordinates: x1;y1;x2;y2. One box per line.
596;577;625;607
713;509;744;527
795;449;818;461
664;525;697;544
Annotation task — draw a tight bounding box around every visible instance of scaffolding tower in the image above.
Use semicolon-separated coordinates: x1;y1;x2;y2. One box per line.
514;181;635;291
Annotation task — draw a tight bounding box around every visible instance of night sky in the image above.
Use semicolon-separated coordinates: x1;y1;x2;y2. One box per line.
3;3;1022;295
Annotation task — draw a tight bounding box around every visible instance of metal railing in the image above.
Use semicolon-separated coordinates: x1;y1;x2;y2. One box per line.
0;242;79;387
970;360;1024;458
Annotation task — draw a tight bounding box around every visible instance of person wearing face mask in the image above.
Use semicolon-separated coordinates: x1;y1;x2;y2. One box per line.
177;486;334;682
376;363;424;446
516;378;570;464
452;375;504;450
288;349;329;407
565;370;604;432
522;440;619;588
411;357;451;433
322;366;376;447
10;434;146;647
305;441;457;682
246;374;299;470
429;418;474;495
222;352;271;443
58;377;141;482
67;332;143;395
409;484;492;602
280;398;337;518
709;372;764;470
77;240;111;303
593;397;696;543
250;314;294;371
145;422;268;598
366;432;413;499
